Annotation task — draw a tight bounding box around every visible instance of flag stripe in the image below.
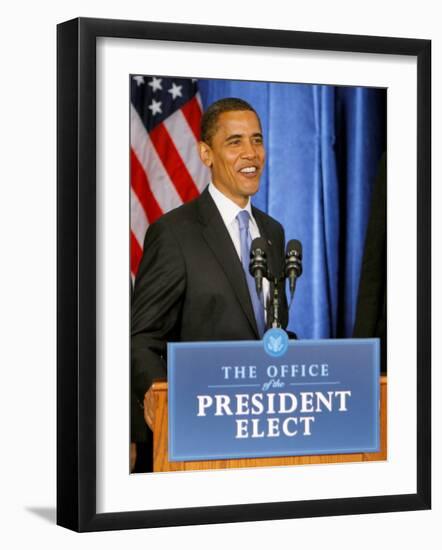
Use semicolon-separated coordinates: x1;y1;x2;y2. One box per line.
163;110;209;192
131;105;183;213
130;231;144;277
149;122;200;203
130;148;163;223
130;187;149;248
181;94;203;141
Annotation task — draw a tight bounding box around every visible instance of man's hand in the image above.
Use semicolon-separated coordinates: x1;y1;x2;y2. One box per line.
143;386;155;429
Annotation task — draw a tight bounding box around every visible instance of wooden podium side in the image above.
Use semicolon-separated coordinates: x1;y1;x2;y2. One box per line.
146;377;387;472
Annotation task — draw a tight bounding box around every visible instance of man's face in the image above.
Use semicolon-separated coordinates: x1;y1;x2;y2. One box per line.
199;110;265;208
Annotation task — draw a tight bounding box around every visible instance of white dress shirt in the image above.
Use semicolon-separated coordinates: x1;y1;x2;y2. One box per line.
208;183;269;318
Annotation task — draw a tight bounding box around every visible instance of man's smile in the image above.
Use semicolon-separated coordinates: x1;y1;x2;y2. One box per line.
239;166;259;177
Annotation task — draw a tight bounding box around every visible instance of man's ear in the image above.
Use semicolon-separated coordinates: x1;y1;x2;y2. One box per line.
198;141;213;168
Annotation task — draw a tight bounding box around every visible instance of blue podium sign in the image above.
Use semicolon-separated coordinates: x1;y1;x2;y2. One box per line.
167;336;380;462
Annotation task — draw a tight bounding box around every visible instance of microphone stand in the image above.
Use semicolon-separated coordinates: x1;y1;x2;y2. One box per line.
268;275;285;329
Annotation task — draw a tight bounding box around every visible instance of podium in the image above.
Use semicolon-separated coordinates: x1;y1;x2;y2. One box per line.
145;376;387;472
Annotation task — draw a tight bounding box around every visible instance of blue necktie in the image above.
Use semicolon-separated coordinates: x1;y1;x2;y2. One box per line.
237;210;266;337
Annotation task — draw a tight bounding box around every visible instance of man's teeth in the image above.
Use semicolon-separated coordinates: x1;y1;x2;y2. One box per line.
240;167;256;173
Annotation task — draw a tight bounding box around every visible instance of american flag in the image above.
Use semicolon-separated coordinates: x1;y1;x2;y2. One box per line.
130;75;209;279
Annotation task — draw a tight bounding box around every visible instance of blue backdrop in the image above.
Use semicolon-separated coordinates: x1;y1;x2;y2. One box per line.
198;79;386;340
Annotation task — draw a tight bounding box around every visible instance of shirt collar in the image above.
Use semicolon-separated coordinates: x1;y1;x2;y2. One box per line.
208;182;254;227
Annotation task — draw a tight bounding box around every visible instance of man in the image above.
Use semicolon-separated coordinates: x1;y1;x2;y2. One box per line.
131;98;289;463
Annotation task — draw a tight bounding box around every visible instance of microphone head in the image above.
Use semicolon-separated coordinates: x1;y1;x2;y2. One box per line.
286;239;302;259
249;237;268;286
250;237;268;256
285;239;303;279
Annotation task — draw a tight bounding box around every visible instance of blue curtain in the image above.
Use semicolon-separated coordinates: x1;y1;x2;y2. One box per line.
198;80;386;340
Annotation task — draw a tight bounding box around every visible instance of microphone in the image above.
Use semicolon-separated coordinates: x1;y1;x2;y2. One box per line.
285;239;302;297
249;237;268;294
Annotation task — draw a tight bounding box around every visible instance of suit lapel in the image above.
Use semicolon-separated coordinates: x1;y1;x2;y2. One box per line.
196;189;259;338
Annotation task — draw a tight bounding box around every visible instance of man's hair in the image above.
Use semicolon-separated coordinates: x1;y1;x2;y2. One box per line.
200;97;260;145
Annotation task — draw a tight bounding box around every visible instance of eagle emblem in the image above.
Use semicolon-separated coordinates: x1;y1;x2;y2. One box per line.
263;328;289;357
268;335;283;353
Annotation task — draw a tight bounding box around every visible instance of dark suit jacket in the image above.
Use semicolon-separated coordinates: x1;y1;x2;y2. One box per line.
131;187;288;437
353;152;386;372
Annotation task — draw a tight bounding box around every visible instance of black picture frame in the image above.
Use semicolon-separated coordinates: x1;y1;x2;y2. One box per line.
57;17;431;532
